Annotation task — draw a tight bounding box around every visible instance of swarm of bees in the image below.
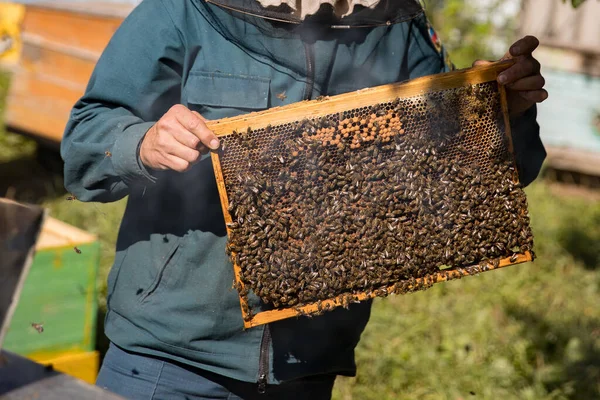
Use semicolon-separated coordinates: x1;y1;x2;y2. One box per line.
219;82;533;318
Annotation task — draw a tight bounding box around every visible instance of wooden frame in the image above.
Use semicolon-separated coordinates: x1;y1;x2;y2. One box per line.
209;60;532;328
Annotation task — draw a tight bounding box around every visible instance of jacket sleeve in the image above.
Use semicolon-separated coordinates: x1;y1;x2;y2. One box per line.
61;0;184;202
510;105;546;187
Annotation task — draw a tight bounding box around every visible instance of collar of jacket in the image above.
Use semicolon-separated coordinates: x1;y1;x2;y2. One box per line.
204;0;424;28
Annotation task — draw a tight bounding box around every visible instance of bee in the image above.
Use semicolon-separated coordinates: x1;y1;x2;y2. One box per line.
317;301;324;313
66;194;77;201
509;253;519;263
74;246;82;254
276;91;287;101
31;322;44;333
105;150;112;157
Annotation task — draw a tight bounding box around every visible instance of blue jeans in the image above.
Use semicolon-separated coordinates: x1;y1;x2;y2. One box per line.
97;343;336;400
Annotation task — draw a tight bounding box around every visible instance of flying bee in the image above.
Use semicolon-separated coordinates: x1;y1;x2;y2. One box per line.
74;246;82;254
104;150;112;158
31;322;44;333
66;194;77;201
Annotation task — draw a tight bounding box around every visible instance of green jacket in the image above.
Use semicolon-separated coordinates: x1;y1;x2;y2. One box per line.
61;0;545;386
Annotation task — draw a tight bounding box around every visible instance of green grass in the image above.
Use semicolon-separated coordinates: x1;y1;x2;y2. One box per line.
1;70;599;399
0;71;36;161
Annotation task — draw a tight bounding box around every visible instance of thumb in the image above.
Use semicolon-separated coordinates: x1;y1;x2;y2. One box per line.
472;59;494;68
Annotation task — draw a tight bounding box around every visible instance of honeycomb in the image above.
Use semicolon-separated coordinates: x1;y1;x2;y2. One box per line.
213;78;533;325
219;82;510;190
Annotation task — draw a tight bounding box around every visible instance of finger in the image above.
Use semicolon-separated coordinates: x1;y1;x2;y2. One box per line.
498;58;540;84
507;75;545;91
188;112;212;154
166;140;201;163
171;126;201;149
472;59;493;67
197;144;210;155
164;154;191;173
154;128;200;162
162;117;209;154
518;89;548;103
499;51;512;61
173;107;219;150
509;35;540;57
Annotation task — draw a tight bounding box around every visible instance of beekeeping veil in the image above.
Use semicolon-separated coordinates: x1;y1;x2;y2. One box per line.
205;0;424;27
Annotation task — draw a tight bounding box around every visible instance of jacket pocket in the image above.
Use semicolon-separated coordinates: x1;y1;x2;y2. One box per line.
138;240;181;303
135;232;243;343
184;71;270;115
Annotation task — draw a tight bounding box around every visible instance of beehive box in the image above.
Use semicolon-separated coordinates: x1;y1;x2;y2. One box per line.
4;1;133;143
28;350;100;384
0;350;119;398
3;217;100;358
0;198;45;351
209;61;534;328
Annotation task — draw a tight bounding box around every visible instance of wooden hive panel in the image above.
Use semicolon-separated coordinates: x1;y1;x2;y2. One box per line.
3;217;100;355
5;70;83;142
5;2;130;143
20;4;127;55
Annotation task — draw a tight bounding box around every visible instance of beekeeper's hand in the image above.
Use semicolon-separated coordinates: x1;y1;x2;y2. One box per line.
474;35;548;117
140;105;219;172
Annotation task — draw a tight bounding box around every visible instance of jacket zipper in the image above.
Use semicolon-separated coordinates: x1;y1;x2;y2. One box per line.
257;324;271;394
303;41;315;100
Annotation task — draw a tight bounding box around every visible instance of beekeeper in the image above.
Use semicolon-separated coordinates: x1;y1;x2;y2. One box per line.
61;1;547;398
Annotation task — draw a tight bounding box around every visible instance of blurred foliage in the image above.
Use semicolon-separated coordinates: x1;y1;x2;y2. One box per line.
562;0;589;7
423;0;593;68
423;0;517;68
0;71;36;161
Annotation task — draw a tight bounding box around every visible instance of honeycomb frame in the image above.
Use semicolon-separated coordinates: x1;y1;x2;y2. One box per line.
208;60;534;328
